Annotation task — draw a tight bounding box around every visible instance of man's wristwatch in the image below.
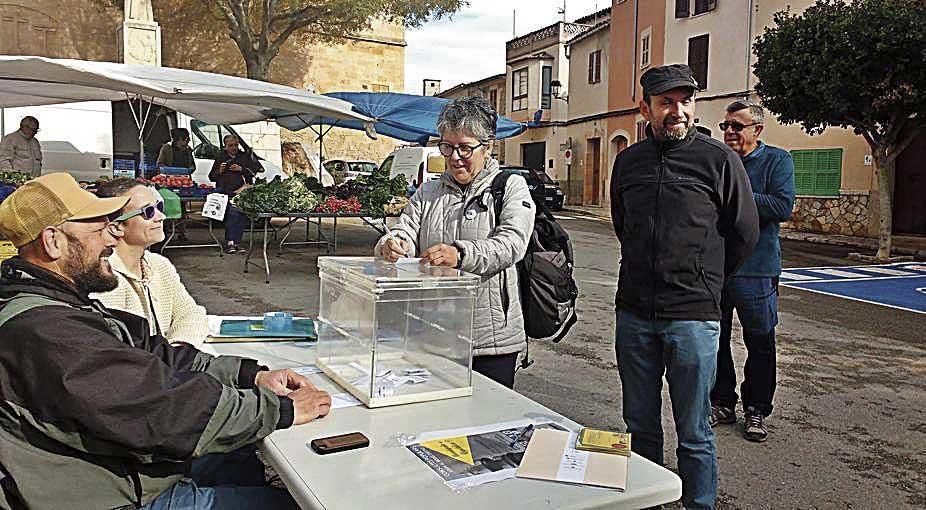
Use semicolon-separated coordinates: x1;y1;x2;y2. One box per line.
454;244;465;269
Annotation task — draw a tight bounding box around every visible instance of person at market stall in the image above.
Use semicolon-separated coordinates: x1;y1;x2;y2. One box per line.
374;96;535;388
209;134;263;253
0;172;330;509
90;177;210;346
156;128;195;173
156;128;196;241
0;116;42;177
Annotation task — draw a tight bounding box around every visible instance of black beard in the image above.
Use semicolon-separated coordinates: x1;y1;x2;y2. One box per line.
72;261;118;294
61;232;118;294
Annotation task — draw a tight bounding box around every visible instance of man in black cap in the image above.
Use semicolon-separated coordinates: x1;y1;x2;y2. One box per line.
609;64;759;509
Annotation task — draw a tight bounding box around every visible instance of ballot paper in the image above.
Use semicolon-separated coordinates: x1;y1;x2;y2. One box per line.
330;392;362;409
395;257;423;265
516;428;627;490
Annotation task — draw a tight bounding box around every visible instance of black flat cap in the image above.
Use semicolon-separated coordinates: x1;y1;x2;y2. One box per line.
641;64;700;96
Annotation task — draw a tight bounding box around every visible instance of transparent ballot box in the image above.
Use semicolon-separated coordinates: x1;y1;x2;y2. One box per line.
315;257;479;407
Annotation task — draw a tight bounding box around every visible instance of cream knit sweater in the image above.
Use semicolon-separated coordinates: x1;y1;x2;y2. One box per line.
92;251;209;346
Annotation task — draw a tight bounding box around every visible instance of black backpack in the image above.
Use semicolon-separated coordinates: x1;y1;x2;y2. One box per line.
490;171;578;343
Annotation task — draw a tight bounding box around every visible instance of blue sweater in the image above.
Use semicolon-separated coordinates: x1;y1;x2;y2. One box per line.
736;142;795;277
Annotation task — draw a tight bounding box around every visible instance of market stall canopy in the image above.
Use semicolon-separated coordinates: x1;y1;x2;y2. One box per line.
0;55;370;125
277;92;528;144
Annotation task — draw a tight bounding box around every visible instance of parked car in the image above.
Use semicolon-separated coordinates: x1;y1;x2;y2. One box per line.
500;165;565;211
323;159;377;183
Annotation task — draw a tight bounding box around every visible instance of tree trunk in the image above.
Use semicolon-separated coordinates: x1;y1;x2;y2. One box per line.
874;153;895;260
244;54;271;81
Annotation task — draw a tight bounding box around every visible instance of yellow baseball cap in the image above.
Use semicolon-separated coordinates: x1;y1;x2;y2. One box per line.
0;173;129;247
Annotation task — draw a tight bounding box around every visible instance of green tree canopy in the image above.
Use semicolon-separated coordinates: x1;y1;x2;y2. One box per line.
753;0;926;259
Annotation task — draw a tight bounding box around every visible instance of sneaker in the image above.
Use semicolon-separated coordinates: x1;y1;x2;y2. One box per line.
225;243;237;254
743;409;768;442
710;405;736;427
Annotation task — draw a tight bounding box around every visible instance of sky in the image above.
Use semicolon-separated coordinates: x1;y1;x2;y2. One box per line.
404;0;606;95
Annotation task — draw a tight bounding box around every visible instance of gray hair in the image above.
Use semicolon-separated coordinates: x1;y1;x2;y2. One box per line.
726;99;765;124
436;96;497;141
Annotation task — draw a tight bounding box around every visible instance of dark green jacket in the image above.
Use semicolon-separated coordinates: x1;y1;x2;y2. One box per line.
0;258;294;509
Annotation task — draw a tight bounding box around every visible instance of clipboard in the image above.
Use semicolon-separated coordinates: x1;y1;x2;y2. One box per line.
515;428;628;490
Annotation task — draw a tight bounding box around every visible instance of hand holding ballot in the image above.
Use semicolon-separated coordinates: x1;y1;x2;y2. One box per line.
381;234;410;262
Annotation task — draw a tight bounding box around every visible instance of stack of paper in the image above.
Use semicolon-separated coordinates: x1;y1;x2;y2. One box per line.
516;428;628;490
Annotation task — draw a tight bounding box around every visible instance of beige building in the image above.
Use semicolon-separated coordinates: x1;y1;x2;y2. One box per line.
0;1;405;166
664;0;878;236
604;0;668;211
564;15;611;205
503;21;592;184
436;73;508;163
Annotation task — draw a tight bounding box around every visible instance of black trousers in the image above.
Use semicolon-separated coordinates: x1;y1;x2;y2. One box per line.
710;277;779;417
473;352;519;388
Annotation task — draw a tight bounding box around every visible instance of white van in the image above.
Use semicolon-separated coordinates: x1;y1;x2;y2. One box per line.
379;146;445;187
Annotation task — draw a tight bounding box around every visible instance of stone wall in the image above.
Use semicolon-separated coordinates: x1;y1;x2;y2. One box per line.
786;192;871;236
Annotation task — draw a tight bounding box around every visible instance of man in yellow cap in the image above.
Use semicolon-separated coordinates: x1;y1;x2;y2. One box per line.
0;173;330;509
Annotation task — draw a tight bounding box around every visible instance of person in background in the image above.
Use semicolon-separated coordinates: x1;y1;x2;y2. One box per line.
209;134;263;253
0;116;42;177
0;173;330;509
91;177;210;346
710;100;795;442
156;128;195;172
374;96;535;389
156;128;196;241
609;64;759;510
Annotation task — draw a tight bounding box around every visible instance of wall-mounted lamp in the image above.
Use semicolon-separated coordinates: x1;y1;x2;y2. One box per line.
550;80;567;102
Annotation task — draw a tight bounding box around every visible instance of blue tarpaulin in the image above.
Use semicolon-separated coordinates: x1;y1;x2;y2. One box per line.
277;92;527;144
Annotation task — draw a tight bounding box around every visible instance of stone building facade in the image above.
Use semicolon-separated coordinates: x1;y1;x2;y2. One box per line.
0;0;405;166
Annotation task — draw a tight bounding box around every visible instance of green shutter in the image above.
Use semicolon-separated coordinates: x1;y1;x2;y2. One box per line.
790;149;842;196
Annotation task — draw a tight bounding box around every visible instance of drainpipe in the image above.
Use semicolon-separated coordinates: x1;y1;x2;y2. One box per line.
745;0;755;98
632;0;640;101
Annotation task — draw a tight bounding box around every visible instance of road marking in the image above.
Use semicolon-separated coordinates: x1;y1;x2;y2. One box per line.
780;272;821;281
852;267;917;276
806;268;869;279
554;215;576;220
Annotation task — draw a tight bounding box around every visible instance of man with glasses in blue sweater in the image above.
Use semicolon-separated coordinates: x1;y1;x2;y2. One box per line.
710;100;795;442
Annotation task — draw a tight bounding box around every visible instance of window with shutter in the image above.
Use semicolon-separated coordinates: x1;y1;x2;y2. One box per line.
541;66;553;109
588;50;601;84
687;34;709;89
676;0;690;18
791;149;842;196
512;68;528;111
694;0;717;15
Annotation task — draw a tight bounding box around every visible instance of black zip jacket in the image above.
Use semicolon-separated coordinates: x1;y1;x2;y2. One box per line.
610;127;759;321
0;258;294;509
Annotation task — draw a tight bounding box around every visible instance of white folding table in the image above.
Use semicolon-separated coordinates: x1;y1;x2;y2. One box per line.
210;342;682;510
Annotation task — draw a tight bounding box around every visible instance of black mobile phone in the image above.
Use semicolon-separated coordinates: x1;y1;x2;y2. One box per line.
310;432;370;455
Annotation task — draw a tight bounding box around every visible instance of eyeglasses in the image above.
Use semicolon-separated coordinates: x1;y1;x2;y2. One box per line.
437;141;487;160
111;201;165;223
719;121;761;133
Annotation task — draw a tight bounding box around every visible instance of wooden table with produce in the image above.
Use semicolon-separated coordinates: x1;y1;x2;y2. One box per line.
233;172;409;284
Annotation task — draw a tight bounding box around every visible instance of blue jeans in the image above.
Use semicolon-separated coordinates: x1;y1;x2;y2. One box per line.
711;276;779;416
224;206;248;243
615;310;719;510
142;447;298;510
